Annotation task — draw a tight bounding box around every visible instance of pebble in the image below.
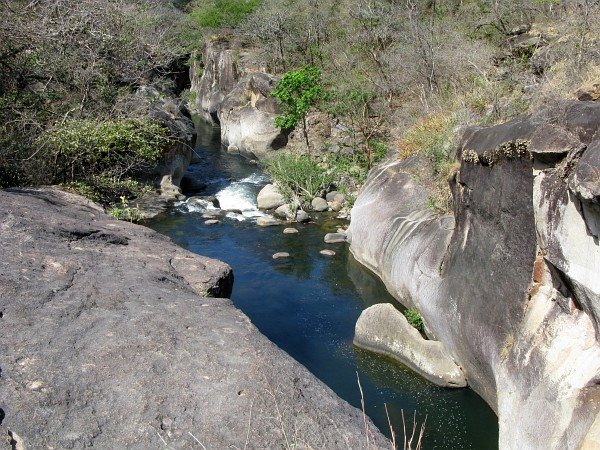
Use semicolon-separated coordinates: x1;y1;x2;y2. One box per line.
204;219;220;225
283;228;299;234
320;250;336;256
324;232;346;244
272;252;290;259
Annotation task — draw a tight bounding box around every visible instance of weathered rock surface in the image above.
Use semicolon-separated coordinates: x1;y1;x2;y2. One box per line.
354;304;467;387
0;188;388;449
257;184;285;210
348;99;600;449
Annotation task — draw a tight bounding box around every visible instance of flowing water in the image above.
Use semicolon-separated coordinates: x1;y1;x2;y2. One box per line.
147;119;499;449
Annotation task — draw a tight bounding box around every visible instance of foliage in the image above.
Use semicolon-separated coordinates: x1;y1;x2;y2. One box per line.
109;196;144;223
189;0;263;29
272;66;323;151
403;308;424;333
64;176;152;207
398;113;457;175
39;118;170;185
264;153;334;204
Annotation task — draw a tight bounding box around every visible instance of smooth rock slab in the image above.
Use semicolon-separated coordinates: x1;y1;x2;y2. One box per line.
324;233;346;244
257;183;285;210
0;188;389;449
354;304;467;388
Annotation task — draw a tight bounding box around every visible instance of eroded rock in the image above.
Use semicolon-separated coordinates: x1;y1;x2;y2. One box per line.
354;304;467;388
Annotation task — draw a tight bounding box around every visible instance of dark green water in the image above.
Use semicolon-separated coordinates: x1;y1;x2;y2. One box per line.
147;120;499;449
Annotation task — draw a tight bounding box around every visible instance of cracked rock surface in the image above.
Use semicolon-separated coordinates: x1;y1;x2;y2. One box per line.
0;188;387;449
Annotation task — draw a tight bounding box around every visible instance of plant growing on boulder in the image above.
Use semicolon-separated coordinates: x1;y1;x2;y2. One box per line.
403;308;424;333
271;66;323;153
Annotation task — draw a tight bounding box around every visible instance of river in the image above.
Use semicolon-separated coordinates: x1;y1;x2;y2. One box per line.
147;118;499;449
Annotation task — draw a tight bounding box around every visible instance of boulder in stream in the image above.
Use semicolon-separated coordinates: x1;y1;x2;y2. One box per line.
354;304;467;388
257;184;285;210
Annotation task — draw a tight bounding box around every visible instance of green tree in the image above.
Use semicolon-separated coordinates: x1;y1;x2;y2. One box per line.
271;66;323;153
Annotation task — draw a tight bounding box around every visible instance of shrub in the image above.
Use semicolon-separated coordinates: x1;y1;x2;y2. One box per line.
39;118;171;185
264;153;334;204
189;0;263;29
403;308;424;333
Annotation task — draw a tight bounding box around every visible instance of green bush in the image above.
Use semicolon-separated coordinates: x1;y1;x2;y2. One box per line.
40;118;171;185
189;0;263;28
264;153;334;204
403;308;424;333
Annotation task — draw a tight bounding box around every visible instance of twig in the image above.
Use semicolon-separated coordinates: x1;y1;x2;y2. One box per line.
188;431;207;450
243;400;254;450
384;403;396;450
356;371;370;448
156;430;170;449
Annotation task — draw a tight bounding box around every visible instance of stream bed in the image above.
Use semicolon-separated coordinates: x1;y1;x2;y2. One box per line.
147;119;499;449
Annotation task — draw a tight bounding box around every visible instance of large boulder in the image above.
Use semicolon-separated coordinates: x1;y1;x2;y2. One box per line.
257;183;286;210
348;99;600;449
354;304;466;388
0;188;389;449
218;72;288;159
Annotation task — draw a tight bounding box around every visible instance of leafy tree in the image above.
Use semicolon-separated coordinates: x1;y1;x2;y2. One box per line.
271;66;323;153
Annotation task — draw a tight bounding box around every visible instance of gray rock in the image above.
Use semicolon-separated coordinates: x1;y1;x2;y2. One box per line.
256;216;281;227
204;219;220;225
311;197;328;212
272;252;290;259
348;100;600;449
326;191;346;204
324;233;346;244
227;144;240;154
274;203;295;219
355;304;467;387
328;201;343;212
283;228;299;234
0;187;389;450
320;249;336;256
295;209;310;223
257;184;286;210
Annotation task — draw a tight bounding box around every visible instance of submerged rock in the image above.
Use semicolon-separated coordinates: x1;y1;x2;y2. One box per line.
324;233;346;244
272;252;290;259
204;219;220;225
283;228;299;234
354;304;467;388
256;216;281;227
320;249;336;256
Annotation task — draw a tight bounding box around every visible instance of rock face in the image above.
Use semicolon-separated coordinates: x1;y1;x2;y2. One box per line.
0;188;388;449
348;99;600;449
354;304;467;388
190;38;287;159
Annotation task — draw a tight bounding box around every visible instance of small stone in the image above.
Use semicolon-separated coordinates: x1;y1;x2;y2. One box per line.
324;233;346;244
28;380;44;391
256;216;281;227
283;228;299;234
311;197;328;212
295;210;310;223
326;191;345;204
272;252;290;259
320;249;336;256
328;201;343;212
202;211;221;219
204;219;220;225
275;204;295;219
